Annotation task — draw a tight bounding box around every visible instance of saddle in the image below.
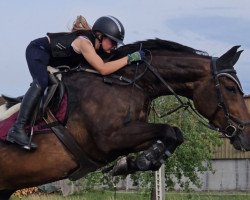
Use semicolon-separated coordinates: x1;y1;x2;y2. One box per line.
3;74;65;118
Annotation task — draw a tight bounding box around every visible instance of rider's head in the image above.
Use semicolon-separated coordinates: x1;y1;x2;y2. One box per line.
92;16;125;51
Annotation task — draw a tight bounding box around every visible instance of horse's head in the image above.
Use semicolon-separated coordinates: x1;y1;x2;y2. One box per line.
116;40;250;151
193;46;250;151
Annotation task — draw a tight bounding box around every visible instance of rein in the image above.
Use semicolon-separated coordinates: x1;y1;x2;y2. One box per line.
142;59;218;131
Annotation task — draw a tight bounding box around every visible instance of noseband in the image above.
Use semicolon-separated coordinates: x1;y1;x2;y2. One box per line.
209;57;250;138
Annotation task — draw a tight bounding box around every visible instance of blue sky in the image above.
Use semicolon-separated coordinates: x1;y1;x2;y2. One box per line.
0;0;250;95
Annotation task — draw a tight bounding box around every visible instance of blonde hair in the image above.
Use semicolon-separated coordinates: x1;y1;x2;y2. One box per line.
71;15;91;32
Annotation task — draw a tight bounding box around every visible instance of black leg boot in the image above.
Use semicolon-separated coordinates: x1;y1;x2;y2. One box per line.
6;81;43;150
135;140;171;171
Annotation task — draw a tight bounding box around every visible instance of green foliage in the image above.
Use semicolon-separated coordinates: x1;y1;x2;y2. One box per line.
73;95;222;192
77;171;122;191
129;171;154;191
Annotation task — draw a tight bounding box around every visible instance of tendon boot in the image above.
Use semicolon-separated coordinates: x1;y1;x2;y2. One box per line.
6;81;43;150
135;140;172;171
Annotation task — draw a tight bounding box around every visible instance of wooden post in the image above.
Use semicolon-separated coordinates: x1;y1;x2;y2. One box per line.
155;164;165;200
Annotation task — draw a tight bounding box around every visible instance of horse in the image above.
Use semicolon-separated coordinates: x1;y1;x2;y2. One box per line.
0;38;250;199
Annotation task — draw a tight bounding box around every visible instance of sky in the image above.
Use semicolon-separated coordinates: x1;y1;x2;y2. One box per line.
0;0;250;95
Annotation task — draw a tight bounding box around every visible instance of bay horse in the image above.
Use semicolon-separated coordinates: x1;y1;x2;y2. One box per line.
0;39;250;199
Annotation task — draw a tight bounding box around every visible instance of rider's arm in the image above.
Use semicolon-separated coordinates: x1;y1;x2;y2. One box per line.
78;39;128;75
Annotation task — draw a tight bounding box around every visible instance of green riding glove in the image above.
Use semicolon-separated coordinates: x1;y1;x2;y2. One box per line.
128;50;145;64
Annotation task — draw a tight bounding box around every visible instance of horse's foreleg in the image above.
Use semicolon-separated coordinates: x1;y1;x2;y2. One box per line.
98;121;182;153
111;128;183;176
100;122;184;176
109;141;169;176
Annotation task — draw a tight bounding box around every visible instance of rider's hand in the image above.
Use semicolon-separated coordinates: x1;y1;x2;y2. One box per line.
128;50;145;64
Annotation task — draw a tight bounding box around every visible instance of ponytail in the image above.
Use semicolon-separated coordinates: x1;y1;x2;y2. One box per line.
71;15;91;32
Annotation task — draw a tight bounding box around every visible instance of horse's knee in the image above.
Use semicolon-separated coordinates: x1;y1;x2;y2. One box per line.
163;126;184;153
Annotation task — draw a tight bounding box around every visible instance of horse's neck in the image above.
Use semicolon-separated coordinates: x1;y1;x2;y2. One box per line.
149;55;211;99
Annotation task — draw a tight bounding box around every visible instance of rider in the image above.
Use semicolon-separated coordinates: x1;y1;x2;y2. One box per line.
6;15;145;150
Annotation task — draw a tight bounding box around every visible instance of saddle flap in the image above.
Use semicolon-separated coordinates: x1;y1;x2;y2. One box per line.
42;73;65;115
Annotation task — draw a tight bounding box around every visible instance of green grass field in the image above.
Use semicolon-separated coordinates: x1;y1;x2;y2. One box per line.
11;191;250;200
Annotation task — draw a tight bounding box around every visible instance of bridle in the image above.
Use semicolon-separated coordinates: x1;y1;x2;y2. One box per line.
209;57;250;138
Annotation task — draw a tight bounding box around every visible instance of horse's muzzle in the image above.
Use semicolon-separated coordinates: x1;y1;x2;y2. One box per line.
230;134;246;151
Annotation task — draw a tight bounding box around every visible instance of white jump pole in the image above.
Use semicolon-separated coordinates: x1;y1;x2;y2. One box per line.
155;164;165;200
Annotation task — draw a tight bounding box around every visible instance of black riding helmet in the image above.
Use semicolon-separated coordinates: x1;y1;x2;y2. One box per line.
92;16;125;45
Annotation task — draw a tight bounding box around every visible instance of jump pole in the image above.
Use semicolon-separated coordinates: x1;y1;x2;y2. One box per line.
155;164;165;200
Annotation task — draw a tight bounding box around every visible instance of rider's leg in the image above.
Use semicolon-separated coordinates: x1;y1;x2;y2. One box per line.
6;37;50;149
6;81;43;148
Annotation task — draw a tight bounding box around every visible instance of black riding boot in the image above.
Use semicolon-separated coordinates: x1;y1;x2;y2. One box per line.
6;81;43;150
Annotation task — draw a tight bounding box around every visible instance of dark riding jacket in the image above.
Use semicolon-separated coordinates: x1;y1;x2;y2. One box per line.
47;30;96;67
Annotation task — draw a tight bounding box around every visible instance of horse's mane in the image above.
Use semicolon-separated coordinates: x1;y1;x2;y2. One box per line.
115;38;208;58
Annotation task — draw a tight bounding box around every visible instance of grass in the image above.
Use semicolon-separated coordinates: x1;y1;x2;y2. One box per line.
11;191;250;200
11;191;150;200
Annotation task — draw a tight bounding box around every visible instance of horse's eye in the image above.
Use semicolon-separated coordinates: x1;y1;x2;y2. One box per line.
225;86;237;94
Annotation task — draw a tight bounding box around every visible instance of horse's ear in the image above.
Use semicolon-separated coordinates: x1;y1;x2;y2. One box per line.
231;50;243;67
218;45;241;66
